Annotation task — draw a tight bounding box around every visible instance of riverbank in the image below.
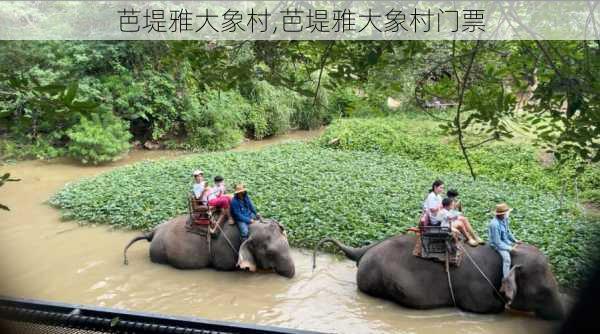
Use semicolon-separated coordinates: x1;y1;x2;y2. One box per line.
0;129;325;166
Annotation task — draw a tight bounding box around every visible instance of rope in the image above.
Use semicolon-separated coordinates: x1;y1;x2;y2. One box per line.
458;243;507;304
445;245;457;306
213;219;239;257
206;229;212;263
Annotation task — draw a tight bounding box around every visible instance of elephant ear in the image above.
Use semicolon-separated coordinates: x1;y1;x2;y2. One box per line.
500;265;521;304
270;219;288;239
237;239;256;272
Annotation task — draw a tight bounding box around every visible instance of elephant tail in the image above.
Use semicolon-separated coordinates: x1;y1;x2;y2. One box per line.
123;230;155;265
312;238;374;270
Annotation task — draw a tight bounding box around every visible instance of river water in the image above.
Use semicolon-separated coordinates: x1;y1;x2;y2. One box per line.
0;131;557;334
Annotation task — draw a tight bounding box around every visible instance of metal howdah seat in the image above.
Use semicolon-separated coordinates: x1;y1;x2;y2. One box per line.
420;224;454;259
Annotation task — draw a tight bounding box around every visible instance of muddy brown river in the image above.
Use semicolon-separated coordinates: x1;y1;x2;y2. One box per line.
0;131;558;333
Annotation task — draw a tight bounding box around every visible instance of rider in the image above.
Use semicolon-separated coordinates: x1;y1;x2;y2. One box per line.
191;170;206;200
206;175;234;226
422;180;444;225
488;203;521;279
436;197;459;229
444;189;484;247
446;189;463;212
230;183;259;242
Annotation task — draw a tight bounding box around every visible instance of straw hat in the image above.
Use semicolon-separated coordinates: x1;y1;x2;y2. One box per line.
234;183;247;194
192;169;204;176
494;203;512;215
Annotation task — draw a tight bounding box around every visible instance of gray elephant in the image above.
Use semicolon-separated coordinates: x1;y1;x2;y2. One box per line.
314;235;564;320
124;215;295;278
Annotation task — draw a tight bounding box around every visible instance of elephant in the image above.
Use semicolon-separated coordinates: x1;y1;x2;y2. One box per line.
313;234;564;320
123;215;295;278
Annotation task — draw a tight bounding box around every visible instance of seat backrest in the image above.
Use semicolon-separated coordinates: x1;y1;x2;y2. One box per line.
188;192;211;222
421;225;452;237
189;192;206;207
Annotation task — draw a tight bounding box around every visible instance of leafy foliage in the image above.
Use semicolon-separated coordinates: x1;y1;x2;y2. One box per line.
241;80;298;139
66;112;132;164
2;40;597;170
413;41;599;172
0;41;344;156
50;143;597;287
180;90;247;151
319;116;600;200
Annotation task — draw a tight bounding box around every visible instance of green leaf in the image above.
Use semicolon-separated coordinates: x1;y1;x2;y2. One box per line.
63;81;79;105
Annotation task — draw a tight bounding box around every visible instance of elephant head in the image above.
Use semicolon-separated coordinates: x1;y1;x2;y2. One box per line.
238;219;295;278
501;244;564;319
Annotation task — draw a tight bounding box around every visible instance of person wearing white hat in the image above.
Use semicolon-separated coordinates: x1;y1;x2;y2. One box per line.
488;203;521;279
191;169;206;200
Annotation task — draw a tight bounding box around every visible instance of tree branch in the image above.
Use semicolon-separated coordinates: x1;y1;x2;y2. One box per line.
452;40;482;180
464;134;501;150
313;41;335;107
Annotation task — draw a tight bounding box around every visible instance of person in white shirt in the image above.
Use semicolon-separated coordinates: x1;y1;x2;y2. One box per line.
422;180;444;225
191;169;206;200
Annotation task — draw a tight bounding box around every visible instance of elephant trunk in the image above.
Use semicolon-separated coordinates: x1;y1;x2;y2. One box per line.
313;238;374;270
537;291;565;320
275;255;296;278
123;230;155;265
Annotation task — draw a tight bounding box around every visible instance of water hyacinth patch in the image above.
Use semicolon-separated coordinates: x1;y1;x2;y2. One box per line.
50;143;598;287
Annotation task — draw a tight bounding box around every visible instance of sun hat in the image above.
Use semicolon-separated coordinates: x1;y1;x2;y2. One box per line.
494;203;512;215
234;183;247;194
192;169;204;176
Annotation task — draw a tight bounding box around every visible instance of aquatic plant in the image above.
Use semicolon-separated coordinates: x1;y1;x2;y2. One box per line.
50;143;598;287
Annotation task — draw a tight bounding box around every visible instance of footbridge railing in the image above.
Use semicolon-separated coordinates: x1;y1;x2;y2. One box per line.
0;296;326;334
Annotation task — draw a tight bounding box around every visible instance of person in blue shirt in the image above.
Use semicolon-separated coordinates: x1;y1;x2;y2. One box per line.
230;183;260;241
488;203;521;279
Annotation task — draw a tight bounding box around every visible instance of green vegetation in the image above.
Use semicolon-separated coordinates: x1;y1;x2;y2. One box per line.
50;143;598;288
178;90;248;151
66;112;132;164
3;40;597;171
318;116;600;203
0;41;344;163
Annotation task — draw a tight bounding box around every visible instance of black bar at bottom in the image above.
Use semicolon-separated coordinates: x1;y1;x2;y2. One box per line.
0;296;326;334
